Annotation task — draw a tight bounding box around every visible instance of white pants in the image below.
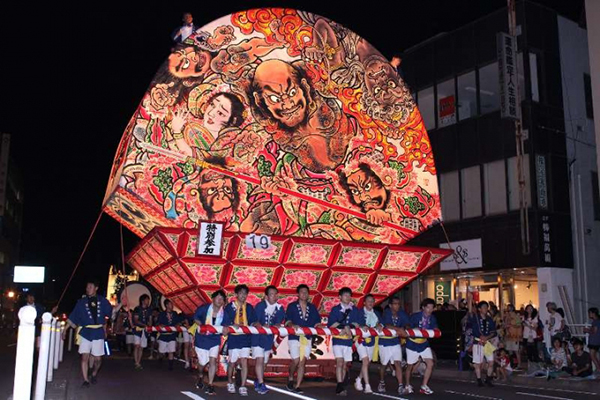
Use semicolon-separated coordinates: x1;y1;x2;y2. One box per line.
379;344;403;366
357;343;375;361
125;334;134;344
252;346;273;362
195;345;219;366
134;333;148;348
158;340;176;354
288;339;312;360
472;343;494;364
229;347;250;363
79;337;105;357
406;347;433;365
333;345;353;362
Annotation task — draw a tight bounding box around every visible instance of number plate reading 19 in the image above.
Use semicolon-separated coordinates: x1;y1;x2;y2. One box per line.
245;234;272;250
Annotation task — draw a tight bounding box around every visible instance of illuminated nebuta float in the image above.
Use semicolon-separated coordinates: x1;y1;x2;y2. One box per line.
104;8;451;321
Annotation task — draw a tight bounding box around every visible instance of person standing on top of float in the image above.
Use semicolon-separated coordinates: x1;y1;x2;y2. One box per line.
327;287;362;396
467;299;497;387
132;294;152;370
193;290;226;396
378;296;410;395
63;279;113;388
355;293;382;394
285;284;323;394
223;284;258;397
252;285;285;395
404;298;438;395
156;299;181;371
171;12;199;44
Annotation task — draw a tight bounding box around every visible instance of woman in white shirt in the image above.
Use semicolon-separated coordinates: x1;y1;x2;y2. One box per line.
544;302;564;353
522;305;539;362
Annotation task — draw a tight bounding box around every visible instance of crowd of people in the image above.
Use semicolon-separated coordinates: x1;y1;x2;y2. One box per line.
459;297;599;383
62;279;443;396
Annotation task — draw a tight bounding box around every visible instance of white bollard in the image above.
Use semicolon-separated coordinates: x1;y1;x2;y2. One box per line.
47;318;56;382
12;305;37;400
68;327;73;352
53;319;60;370
34;313;53;400
59;321;65;362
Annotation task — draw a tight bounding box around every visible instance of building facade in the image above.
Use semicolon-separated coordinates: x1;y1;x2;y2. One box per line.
402;1;598;326
0;133;24;323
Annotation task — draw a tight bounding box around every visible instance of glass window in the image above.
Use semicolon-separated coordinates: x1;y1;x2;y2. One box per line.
440;171;460;222
584;73;594;119
507;155;532;210
457;71;477;121
461;166;482;219
529;53;540;102
479;62;500;114
484;160;507;215
418;86;435;130
437;78;456;128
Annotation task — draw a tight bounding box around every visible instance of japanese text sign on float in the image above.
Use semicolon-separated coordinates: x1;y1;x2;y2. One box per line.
198;222;223;257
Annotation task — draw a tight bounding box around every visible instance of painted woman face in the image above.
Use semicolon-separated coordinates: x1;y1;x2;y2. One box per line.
204;95;233;133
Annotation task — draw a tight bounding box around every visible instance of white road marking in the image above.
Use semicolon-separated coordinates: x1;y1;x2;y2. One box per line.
371;392;410;400
181;391;205;400
515;392;574;400
446;378;597;396
445;390;503;400
247;379;318;400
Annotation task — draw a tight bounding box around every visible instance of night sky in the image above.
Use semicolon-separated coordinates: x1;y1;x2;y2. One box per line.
0;1;583;310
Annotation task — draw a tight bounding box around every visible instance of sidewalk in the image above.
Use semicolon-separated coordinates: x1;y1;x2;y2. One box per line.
44;350;79;400
430;359;600;391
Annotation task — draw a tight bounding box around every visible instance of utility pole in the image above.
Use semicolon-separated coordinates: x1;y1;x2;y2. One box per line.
507;0;531;255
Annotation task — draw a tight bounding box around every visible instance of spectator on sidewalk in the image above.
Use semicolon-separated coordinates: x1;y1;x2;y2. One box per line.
522;305;540;363
495;348;512;381
583;307;599;374
503;304;523;368
566;339;593;378
544;302;564;354
171;12;199;44
547;337;569;380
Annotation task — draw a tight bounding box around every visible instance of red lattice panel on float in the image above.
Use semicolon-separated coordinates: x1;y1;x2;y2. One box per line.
126;228;452;315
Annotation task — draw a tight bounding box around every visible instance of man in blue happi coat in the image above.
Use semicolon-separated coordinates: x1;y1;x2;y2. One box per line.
378;296;410;395
133;293;152;370
405;298;438;395
223;284;258;396
285;284;323;393
252;285;285;394
156;299;181;370
193;290;226;396
63;279;112;387
327;286;362;396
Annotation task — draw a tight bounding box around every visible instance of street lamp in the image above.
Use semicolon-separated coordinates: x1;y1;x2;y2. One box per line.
7;291;15;298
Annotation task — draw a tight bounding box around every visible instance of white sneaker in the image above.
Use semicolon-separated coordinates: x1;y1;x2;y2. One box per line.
364;384;373;394
354;377;364;391
239;387;248;396
398;384;405;395
420;385;434;395
405;385;414;394
227;383;236;393
377;381;386;393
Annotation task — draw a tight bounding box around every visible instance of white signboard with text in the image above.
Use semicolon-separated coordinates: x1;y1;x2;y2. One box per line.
198;222;223;257
439;239;482;271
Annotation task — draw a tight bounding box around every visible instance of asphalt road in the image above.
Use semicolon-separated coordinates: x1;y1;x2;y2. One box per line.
2;340;597;400
58;353;598;400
